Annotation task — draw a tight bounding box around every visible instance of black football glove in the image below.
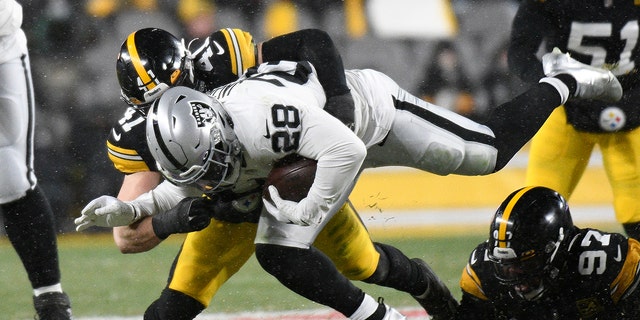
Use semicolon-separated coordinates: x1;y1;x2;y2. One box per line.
324;92;355;130
208;189;263;224
151;197;214;240
151;190;264;239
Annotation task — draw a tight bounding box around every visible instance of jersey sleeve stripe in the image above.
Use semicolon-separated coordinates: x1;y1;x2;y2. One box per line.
106;141;150;173
611;238;640;303
107;140;142;157
107;152;150;173
460;264;488;300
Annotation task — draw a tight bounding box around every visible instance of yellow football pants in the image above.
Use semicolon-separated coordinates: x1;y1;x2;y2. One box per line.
167;202;380;306
526;107;640;224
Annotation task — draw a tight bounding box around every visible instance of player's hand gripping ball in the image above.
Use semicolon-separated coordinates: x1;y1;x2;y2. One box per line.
262;154;321;226
263;154;317;204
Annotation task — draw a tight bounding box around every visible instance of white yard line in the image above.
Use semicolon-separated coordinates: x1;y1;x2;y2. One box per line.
77;307;428;320
361;205;616;229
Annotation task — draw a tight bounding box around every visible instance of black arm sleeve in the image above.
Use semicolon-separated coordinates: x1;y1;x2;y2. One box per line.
507;0;551;84
151;197;213;240
260;29;350;98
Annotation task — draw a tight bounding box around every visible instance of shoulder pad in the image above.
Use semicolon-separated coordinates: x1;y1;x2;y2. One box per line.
107;108;156;174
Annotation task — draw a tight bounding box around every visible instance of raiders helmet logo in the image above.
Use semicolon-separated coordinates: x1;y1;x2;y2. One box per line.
190;102;216;127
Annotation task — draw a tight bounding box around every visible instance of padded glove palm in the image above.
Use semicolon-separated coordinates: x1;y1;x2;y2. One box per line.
262;185;322;226
75;196;138;231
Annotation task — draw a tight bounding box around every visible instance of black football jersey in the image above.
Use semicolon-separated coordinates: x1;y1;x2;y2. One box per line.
458;228;640;319
509;0;640;131
107;107;157;174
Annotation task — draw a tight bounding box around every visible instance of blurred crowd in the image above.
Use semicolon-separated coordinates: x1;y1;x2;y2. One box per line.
18;0;525;232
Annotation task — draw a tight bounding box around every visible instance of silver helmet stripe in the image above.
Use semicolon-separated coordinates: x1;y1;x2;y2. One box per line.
149;102;185;171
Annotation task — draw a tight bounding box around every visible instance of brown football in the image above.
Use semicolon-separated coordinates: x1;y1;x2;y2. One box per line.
263;154;317;203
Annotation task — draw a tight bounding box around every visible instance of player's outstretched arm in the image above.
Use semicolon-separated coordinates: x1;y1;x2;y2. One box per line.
113;218;160;254
77;172;199;253
74;173;174;230
75;195;140;231
113;171;162;253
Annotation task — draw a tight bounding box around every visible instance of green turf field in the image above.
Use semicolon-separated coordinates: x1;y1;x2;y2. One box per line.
0;219;623;319
0;230;487;319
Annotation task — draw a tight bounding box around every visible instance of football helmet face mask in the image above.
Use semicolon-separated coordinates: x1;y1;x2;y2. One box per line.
116;28;193;109
488;186;574;301
146;86;241;192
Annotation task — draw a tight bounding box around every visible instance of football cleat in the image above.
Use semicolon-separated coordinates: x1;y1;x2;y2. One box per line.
411;258;458;320
542;47;622;103
33;292;73;320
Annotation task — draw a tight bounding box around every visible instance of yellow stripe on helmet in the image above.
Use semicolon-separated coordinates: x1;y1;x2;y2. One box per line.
497;186;536;247
220;28;256;77
127;31;156;91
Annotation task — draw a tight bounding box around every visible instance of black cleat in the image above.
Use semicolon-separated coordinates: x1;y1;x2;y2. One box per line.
33;292;73;320
412;258;458;320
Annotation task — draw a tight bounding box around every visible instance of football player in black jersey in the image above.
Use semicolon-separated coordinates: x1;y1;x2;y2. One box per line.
458;186;640;319
508;0;640;240
78;28;457;320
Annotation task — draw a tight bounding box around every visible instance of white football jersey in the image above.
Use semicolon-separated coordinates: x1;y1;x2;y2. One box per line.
210;61;366;222
0;0;26;64
0;0;21;36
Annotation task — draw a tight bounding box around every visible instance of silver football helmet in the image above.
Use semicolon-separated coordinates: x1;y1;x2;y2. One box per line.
146;86;241;192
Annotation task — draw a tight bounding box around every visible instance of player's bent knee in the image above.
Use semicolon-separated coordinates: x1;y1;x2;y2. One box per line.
453;143;497;175
418;142;464;175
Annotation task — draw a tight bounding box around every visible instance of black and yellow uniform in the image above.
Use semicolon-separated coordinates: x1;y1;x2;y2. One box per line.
108;28;385;311
508;0;640;237
458;230;640;319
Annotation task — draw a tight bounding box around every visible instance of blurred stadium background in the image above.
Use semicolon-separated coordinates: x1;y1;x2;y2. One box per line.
0;0;620;318
14;0;614;233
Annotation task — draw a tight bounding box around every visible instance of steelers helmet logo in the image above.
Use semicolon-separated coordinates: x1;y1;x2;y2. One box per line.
599;106;626;132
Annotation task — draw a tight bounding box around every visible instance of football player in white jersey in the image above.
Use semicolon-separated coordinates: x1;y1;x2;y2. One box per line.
0;0;72;318
85;50;620;320
79;28;455;320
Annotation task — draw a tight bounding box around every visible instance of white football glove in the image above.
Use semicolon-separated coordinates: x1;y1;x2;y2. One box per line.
262;185;323;227
74;196;139;231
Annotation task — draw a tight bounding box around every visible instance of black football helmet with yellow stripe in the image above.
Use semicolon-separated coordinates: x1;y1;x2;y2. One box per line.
488;186;576;301
116;28;192;108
